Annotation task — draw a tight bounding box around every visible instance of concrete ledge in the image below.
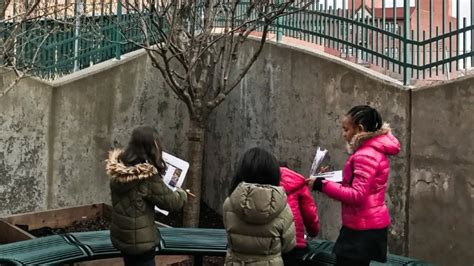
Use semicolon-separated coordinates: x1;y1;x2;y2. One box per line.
4;35;472;91
255;35;409;90
49;49;147;88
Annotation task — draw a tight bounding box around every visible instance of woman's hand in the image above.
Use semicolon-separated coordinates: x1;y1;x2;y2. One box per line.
306;177;316;190
185;189;196;198
318;165;329;173
306;177;325;192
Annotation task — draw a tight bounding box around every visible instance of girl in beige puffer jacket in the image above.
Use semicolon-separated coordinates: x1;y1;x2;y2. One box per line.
223;147;296;266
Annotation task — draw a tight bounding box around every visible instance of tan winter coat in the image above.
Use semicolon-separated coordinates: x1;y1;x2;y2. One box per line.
223;182;296;266
106;149;187;255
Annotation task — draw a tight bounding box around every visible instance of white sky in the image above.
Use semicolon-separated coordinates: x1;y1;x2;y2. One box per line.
452;0;471;69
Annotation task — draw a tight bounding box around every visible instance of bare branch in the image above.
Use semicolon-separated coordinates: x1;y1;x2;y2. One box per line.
145;48;195;117
0;70;24;98
98;0;313;118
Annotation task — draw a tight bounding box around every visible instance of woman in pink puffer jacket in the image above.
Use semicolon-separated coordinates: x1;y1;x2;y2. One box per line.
280;165;320;266
307;105;400;266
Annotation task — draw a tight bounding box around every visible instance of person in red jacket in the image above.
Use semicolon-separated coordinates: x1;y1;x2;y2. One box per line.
307;105;400;266
280;163;320;266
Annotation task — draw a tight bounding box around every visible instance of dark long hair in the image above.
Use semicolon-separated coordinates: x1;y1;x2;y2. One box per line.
347;105;383;132
118;126;167;175
228;147;280;195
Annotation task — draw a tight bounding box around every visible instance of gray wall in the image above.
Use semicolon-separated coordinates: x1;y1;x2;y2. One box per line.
409;78;474;265
203;41;410;255
0;51;189;212
0;74;52;214
46;52;189;208
1;40;473;265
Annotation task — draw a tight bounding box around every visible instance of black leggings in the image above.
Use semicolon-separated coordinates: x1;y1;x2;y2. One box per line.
335;255;370;266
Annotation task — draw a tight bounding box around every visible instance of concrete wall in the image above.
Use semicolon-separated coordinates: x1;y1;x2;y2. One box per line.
203;40;410;255
46;52;189;208
0;74;52;214
409;78;474;265
0;51;189;213
1;39;473;265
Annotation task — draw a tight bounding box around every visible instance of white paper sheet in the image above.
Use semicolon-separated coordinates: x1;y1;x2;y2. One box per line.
155;152;189;216
311;170;343;183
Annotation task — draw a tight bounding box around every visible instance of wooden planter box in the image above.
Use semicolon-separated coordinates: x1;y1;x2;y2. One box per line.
0;203;112;244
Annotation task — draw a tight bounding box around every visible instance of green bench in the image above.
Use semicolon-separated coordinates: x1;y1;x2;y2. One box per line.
158;227;228;266
0;235;88;265
67;228;227;264
0;228;432;265
158;227;227;255
66;230;121;260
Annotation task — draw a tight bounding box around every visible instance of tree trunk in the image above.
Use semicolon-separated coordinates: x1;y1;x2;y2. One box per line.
0;0;5;20
182;119;205;227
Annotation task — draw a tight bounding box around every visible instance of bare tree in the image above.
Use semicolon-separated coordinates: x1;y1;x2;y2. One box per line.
119;0;313;227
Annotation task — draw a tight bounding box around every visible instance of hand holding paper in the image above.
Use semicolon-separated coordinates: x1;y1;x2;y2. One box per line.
309;147;342;183
309;147;328;177
311;170;343;183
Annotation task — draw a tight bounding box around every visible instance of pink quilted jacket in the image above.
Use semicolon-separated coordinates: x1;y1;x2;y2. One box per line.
280;167;320;248
322;124;400;230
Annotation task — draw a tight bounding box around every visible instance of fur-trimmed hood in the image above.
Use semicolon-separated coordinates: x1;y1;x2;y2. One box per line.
347;123;400;155
106;149;158;183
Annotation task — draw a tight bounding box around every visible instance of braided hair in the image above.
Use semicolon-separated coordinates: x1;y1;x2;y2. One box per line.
347;105;383;132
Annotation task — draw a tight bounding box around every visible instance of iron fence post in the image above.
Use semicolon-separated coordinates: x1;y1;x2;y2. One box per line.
73;0;83;72
276;0;283;42
403;0;411;85
115;0;123;60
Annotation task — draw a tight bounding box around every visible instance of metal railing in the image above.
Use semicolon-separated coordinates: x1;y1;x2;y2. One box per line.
1;0;150;79
273;0;474;84
2;0;473;84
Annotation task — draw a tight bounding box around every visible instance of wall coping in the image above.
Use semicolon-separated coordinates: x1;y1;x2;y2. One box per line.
8;37;472;91
48;49;147;88
259;36;409;90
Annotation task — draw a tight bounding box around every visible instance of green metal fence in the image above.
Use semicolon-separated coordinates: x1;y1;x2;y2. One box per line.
2;0;473;84
2;0;151;79
273;0;474;85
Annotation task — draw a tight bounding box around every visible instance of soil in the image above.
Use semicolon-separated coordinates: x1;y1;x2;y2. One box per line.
25;216;110;237
155;200;224;228
202;256;225;265
24;200;223;238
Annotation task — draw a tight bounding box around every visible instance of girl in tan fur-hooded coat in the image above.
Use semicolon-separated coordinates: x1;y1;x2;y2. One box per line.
106;126;187;266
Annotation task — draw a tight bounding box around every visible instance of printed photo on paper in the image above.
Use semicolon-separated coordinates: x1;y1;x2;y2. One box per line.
155;152;189;216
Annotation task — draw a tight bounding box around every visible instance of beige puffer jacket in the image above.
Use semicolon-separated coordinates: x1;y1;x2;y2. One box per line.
223;182;296;266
